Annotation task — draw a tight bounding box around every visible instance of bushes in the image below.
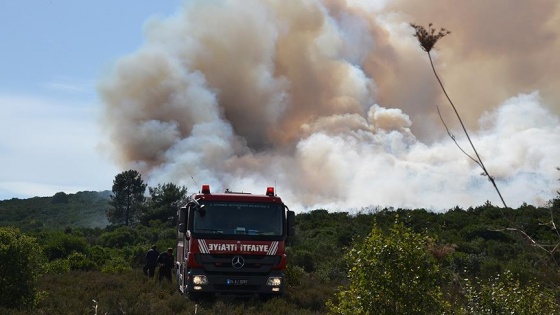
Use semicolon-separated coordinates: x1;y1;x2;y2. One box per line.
285;265;305;286
36;231;88;261
68;252;97;271
0;227;45;310
44;259;71;274
327;220;449;314
4;201;560;312
101;256;133;274
97;226;143;248
461;270;560;314
31;270;322;314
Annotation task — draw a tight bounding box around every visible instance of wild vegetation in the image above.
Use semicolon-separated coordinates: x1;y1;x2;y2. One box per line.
0;190;111;230
1;170;560;314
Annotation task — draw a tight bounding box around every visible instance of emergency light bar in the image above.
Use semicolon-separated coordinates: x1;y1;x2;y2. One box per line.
201;184;211;194
201;184;274;196
266;187;274;196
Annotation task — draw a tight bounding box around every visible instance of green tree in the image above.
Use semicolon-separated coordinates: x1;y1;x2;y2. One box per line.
142;183;188;225
0;227;45;309
328;220;448;314
107;170;147;226
51;191;68;204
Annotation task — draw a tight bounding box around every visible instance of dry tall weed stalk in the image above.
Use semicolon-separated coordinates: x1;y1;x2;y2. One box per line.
410;23;560;261
411;23;507;208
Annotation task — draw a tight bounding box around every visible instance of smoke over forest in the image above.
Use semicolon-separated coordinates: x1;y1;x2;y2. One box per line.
98;0;560;211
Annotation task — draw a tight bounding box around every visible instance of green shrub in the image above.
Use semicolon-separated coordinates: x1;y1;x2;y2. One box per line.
327;220;449;314
101;256;132;274
286;265;305;286
97;226;143;248
37;231;88;261
44;259;70;274
68;252;96;271
0;227;45;309
287;273;334;312
462;270;560;314
88;245;112;268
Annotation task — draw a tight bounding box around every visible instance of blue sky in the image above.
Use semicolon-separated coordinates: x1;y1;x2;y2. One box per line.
0;1;183;200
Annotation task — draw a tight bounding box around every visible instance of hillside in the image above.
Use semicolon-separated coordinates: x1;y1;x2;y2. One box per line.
1;194;560;313
0;191;111;230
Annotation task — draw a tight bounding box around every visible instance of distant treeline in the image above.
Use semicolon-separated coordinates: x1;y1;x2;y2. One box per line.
0;191;111;230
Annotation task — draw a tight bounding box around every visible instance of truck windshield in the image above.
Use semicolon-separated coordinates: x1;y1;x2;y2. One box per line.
193;201;283;237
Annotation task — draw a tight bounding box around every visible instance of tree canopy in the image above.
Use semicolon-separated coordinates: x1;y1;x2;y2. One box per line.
107;170;147;226
143;183;188;225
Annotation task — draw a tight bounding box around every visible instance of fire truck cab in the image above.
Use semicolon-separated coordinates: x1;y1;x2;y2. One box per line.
176;185;295;300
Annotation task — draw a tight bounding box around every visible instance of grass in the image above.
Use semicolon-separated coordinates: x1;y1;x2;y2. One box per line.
3;269;327;314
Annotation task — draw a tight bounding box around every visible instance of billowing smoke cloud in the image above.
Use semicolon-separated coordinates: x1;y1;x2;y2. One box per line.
98;0;560;211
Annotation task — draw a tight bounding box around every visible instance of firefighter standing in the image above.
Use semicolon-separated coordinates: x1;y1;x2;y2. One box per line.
157;248;174;283
143;245;159;278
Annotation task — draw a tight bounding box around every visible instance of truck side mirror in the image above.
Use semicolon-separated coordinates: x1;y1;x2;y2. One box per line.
178;223;186;233
178;207;187;225
191;198;206;217
287;210;295;236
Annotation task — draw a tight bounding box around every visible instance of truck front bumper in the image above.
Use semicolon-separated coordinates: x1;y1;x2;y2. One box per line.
186;269;285;296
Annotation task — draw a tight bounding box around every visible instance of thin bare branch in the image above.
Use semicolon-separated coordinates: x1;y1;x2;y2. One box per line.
412;23;560;266
426;50;508;208
411;23;507;208
436;105;481;167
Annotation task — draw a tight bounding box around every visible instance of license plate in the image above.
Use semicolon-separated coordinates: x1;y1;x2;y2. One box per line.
226;279;248;285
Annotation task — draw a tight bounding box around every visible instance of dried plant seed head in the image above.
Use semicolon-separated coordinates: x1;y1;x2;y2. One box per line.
411;23;451;52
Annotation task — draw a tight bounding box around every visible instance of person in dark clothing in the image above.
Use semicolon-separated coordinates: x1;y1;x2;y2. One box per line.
143;245;159;278
157;248;174;283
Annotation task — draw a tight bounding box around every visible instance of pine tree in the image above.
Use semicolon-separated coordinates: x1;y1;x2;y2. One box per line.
107;170;147;226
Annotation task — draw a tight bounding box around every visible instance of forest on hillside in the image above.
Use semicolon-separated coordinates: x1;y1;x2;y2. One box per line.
2;179;560;314
0;190;111;230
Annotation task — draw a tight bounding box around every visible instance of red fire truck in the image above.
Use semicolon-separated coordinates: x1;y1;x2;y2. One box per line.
176;184;295;300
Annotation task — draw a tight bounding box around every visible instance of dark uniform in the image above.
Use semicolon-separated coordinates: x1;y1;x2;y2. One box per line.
143;245;159;278
157;248;174;283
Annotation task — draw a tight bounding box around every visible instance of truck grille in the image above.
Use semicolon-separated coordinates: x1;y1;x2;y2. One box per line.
196;254;280;274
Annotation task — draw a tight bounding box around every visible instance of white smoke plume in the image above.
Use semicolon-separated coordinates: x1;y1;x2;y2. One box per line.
98;0;560;211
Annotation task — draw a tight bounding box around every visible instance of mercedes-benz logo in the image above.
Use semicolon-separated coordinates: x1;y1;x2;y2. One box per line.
231;255;245;268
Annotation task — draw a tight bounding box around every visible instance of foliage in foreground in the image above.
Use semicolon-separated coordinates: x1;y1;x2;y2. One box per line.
1;270;321;315
0;227;45;310
327;220;448;314
461;270;560;314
